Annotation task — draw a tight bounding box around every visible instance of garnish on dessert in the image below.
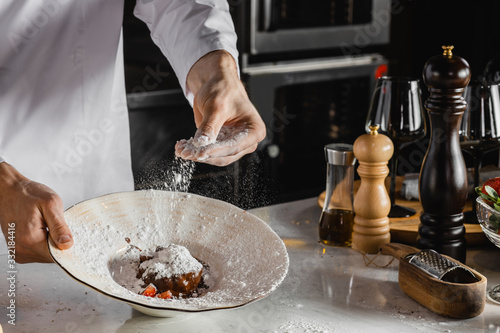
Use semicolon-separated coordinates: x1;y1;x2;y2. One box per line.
157;290;173;299
141;284;157;297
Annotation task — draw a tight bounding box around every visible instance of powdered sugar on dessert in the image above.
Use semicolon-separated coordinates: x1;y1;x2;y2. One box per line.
109;243;208;298
140;245;202;280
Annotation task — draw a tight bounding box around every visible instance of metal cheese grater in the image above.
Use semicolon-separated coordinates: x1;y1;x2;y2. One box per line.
405;249;479;283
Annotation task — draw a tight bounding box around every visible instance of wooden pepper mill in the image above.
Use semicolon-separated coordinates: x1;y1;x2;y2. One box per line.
418;45;471;263
352;125;394;254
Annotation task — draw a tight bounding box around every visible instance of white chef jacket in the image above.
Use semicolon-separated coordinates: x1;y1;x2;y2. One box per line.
0;0;238;209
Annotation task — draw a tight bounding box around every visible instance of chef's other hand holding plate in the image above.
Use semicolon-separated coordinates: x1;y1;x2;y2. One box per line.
0;162;73;263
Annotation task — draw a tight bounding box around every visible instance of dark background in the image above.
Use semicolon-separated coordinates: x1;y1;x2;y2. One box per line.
386;0;500;171
386;0;500;83
124;1;500;91
122;0;500;208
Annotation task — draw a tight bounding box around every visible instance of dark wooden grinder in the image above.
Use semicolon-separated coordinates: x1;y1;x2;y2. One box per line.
418;46;471;263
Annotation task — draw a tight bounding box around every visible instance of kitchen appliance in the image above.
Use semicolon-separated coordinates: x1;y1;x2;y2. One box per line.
232;0;391;59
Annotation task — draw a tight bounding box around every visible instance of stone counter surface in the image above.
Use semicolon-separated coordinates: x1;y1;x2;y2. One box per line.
1;197;499;333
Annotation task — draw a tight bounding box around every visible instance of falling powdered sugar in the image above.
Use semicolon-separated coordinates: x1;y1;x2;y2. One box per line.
135;156;195;193
167;157;196;192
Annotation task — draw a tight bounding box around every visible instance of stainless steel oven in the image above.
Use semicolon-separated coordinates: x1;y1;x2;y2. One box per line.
232;0;391;58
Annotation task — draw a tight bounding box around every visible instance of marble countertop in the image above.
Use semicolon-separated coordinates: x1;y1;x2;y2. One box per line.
1;197;500;333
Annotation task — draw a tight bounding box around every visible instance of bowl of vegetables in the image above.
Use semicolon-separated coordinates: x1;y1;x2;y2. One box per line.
476;178;500;248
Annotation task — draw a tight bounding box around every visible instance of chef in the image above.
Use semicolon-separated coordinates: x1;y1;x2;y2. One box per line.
0;1;266;263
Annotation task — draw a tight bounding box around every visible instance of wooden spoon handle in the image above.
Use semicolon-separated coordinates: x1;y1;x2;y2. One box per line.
380;243;419;260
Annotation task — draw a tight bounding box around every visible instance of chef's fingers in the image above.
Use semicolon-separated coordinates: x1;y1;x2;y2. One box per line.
175;140;197;159
175;136;243;162
199;144;258;167
199;134;255;158
193;127;219;147
15;218;54;264
181;142;258;166
15;213;55;263
196;125;262;159
175;139;188;150
193;143;240;160
176;126;262;163
193;98;230;145
16;226;54;264
40;194;73;251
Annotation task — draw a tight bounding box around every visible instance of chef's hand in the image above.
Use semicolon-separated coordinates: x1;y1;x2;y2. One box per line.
0;162;73;263
175;50;266;166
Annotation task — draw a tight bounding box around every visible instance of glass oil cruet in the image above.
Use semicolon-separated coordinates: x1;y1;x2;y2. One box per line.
319;143;356;247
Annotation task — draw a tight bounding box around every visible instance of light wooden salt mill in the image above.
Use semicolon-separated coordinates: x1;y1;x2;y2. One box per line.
352;125;394;254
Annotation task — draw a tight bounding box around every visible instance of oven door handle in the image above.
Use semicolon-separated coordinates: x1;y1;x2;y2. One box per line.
260;0;277;32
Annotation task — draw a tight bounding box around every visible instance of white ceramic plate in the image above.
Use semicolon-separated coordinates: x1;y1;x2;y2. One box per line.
48;190;289;317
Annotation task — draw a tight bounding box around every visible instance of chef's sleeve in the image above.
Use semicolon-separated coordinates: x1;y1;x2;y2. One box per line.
133;0;239;106
0;156;4;163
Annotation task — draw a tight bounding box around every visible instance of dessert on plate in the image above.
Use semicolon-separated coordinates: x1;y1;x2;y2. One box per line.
110;242;208;299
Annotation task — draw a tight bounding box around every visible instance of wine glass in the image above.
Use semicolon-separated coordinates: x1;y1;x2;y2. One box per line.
366;77;427;218
460;82;500;223
476;196;500;304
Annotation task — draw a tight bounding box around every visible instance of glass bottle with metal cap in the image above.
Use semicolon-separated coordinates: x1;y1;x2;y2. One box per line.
319;143;357;246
